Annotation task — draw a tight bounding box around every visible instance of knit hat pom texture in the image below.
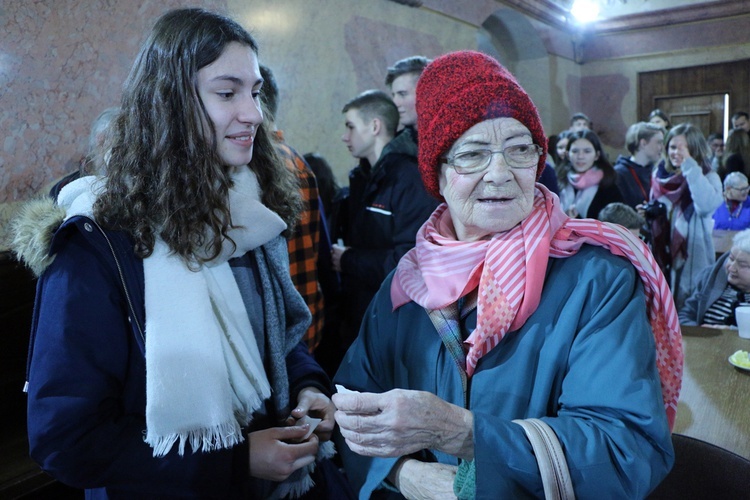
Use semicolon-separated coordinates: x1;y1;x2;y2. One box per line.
416;50;547;199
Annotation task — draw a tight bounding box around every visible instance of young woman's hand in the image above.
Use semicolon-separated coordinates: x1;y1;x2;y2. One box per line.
248;426;318;481
288;387;336;441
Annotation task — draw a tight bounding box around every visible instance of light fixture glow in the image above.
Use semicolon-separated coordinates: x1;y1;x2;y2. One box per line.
570;0;600;24
724;93;730;140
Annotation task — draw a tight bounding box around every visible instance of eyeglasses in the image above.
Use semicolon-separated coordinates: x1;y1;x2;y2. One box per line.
730;186;750;193
443;144;542;174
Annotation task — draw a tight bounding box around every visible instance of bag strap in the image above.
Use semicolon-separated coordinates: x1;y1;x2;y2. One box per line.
513;418;575;500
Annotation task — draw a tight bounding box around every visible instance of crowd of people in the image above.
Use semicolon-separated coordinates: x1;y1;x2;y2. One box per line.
8;6;750;498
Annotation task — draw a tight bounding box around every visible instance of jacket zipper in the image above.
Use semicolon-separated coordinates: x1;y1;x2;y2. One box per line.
90;219;146;344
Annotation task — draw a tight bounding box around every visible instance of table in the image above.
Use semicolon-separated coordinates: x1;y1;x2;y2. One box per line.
674;325;750;458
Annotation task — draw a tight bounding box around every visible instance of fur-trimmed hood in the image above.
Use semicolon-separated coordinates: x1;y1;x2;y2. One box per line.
10;197;66;277
11;176;100;277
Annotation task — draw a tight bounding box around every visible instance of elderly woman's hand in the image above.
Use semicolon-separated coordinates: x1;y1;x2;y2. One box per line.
388;458;458;500
332;389;473;460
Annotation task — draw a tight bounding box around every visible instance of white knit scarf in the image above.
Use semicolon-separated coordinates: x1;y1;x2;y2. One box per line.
58;169;288;456
143;167;286;456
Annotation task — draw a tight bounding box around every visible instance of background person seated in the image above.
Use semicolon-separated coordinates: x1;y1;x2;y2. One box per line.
713;172;750;231
598;201;645;239
679;229;750;327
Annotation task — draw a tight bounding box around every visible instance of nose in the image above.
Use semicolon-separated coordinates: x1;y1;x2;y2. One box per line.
482;151;512;181
341;132;348;143
238;96;263;126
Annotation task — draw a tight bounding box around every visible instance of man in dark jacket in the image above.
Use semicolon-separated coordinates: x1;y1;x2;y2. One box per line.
614;121;665;209
332;90;438;352
385;55;430;147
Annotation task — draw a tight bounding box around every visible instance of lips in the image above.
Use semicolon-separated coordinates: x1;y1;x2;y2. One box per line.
478;196;512;203
227;132;254;147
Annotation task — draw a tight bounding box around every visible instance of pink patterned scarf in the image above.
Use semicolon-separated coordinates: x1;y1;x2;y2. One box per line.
391;185;683;429
567;167;603;190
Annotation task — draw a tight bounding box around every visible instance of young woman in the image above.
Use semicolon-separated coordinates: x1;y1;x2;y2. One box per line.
557;129;624;219
550;130;572;170
647;123;723;309
12;8;348;499
718;128;750;181
648;108;671;131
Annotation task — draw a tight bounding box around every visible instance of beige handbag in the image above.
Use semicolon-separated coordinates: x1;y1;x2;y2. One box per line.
513;418;576;500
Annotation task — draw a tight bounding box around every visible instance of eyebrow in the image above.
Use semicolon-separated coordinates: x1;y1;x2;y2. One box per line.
455;132;532;149
209;75;263;87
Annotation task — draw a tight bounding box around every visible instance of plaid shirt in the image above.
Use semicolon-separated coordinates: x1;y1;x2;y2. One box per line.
274;132;324;350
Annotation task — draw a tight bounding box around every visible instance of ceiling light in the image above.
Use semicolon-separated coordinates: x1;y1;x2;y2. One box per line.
570;0;600;24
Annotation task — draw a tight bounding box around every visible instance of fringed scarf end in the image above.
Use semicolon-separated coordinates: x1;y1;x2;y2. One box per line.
146;420;244;457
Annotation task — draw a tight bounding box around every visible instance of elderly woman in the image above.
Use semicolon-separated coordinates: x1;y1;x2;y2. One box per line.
332;51;682;499
680;229;750;326
713;172;750;231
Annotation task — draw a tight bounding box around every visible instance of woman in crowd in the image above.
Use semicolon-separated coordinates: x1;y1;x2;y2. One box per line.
12;8;346;499
713;172;750;231
647;123;723;309
303;152;341;222
717;128;750;181
550;130;572;170
648;108;671;131
557;129;625;219
333;51;681;498
680;229;750;327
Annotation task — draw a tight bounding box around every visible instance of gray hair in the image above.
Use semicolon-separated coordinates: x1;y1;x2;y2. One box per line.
724;171;748;190
88;107;119;153
732;228;750;254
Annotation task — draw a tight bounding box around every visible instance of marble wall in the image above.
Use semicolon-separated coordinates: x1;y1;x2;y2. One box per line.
0;0;491;249
0;0;227;248
2;0;749;250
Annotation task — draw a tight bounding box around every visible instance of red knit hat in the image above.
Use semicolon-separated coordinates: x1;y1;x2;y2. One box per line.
416;51;547;199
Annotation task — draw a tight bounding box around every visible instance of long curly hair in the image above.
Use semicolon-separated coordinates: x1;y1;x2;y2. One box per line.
94;8;300;264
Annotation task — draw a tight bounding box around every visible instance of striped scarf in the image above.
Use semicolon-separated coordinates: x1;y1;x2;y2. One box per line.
391;184;683;429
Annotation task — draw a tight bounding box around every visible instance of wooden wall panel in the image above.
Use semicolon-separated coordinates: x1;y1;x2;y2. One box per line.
639;60;750;132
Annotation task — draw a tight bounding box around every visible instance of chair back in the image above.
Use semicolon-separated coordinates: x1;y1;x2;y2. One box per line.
649;433;750;498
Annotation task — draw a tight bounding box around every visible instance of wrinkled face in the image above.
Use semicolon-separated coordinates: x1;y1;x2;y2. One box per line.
649;115;668;129
438;117;538;242
341;109;375;160
639;131;664;164
568;138;599;173
556;138;569;162
710;138;724;157
725;182;750;202
726;248;750;292
390;73;419;128
733;115;750;132
667;134;690;169
196;42;263;168
570;118;589;132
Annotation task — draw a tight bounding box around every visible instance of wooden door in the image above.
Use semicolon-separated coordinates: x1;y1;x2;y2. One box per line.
639;59;750;138
654;93;726;136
